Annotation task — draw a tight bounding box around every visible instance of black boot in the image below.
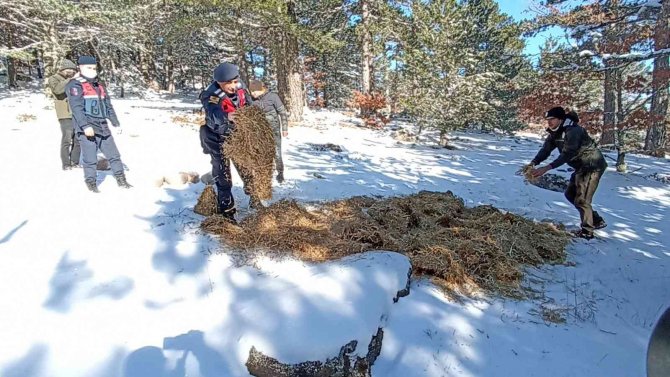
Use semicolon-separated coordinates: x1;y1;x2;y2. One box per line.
220;209;237;225
593;212;607;230
115;174;132;188
277;170;285;184
86;180;100;193
573;229;594;240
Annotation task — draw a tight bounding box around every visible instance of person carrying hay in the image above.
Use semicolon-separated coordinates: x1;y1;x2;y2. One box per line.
249;80;289;183
199;62;255;223
527;106;607;239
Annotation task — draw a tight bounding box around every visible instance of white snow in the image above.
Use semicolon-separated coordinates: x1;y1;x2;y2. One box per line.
1;86;669;376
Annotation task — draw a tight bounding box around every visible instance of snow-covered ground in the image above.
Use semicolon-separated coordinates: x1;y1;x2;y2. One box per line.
0;87;668;377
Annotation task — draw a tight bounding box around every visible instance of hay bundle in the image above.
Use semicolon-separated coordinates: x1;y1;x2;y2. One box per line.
194;185;219;216
520;164;538;183
223;106;275;200
202;191;571;297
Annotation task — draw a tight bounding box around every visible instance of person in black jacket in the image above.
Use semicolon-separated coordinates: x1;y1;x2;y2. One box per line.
199;63;255;223
66;56;131;193
249;80;289;183
529;107;608;239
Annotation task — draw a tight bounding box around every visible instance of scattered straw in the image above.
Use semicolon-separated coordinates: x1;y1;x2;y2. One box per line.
17;114;37;122
202;191;571;297
171;112;205;127
223;106;275;201
194;185;219;216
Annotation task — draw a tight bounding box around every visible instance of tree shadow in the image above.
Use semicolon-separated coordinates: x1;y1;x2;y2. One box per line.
0;220;28;245
1;344;49;377
43;252;134;313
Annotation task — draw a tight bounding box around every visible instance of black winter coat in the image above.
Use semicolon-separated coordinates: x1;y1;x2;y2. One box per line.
531;119;607;172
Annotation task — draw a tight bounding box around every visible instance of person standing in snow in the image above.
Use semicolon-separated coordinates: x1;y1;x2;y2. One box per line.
46;59;81;171
249;80;289;183
528;106;608;239
199;62;256;223
66;56;131;193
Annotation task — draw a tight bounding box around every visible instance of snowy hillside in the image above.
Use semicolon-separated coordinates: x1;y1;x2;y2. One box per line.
0;88;669;377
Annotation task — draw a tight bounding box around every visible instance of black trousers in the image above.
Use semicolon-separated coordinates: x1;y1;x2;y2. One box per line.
565;168;605;234
59;118;81;167
200;126;253;213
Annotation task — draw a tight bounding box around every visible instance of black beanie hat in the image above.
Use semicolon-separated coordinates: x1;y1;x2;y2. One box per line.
544;106;566;120
77;56;97;65
213;63;239;82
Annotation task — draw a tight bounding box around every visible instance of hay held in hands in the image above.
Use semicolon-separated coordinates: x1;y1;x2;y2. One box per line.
223;106;275;201
202;191;571;297
520;164;538;183
194;185;219;216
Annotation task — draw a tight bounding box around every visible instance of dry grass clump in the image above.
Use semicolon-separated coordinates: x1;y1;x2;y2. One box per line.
223;106;276;201
202;190;571;297
17;113;37;122
194;185;219;216
521;164;538;183
171;112;205;127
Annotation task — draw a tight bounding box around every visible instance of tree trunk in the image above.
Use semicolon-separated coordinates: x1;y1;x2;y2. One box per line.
7;57;18;88
35;50;44;79
360;0;374;94
275;0;304;122
601;66;617;146
7;24;17;88
615;70;627;172
645;0;670;157
165;45;175;93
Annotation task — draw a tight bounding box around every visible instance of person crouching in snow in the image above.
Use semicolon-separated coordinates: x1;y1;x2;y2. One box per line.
248;80;289;183
199;62;256;223
528;106;607;239
66;56;131;193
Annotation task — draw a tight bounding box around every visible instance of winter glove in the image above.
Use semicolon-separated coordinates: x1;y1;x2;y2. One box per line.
84;127;95;137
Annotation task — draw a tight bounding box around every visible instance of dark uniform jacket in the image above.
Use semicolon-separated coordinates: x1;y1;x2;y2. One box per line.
531;119;607;172
200;82;253;136
65;76;120;136
252;92;289;133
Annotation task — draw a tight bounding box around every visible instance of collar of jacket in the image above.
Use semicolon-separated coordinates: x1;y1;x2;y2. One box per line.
545;118;576;133
76;76;99;85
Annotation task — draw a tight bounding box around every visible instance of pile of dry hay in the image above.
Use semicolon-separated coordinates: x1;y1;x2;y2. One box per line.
202;191;571;297
223;106;276;201
194;185;219;216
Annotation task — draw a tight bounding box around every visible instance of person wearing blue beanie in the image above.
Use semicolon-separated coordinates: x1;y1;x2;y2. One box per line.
197;62;256;223
65;55;132;192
